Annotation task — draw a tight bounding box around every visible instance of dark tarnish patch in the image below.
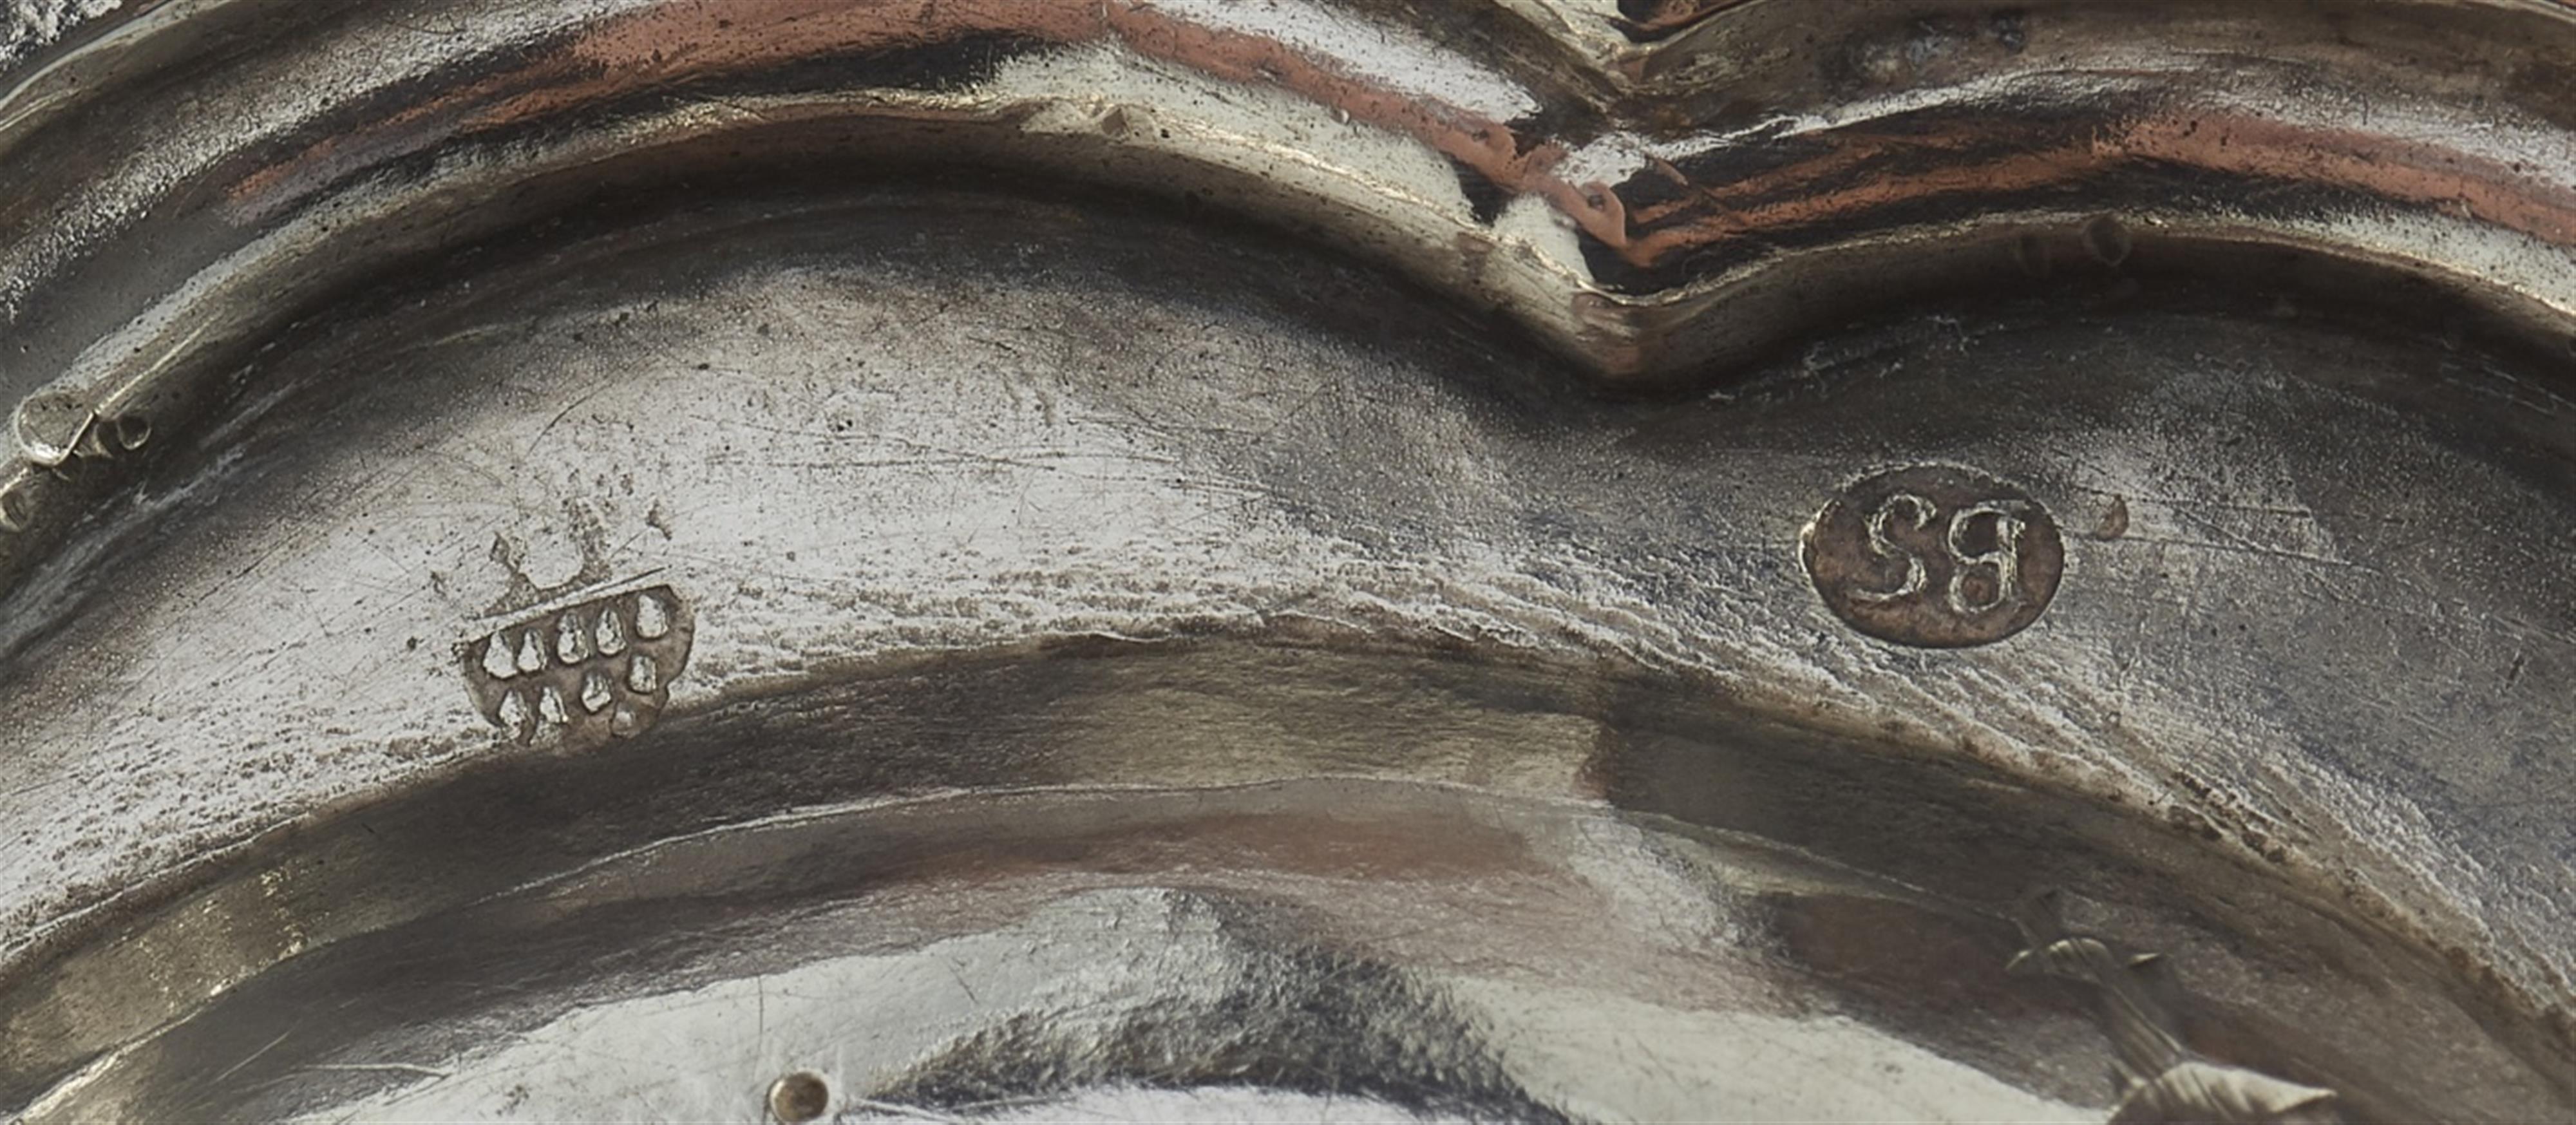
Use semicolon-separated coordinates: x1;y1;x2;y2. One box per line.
866;895;1566;1122
1610;0;1743;43
672;31;1056;102
1447;155;1511;226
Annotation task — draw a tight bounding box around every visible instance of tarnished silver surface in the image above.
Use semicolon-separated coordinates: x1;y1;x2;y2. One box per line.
4;1;2576;1121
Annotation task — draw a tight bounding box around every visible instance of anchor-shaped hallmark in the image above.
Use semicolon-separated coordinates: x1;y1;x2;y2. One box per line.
2009;891;2342;1125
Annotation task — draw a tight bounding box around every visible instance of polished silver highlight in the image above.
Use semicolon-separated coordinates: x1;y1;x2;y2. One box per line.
460;583;692;743
4;1;2576;1121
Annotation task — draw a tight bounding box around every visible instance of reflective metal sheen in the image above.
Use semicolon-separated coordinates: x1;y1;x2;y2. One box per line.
4;1;2576;1122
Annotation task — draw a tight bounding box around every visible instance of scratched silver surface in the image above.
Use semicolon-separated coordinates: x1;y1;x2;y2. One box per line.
2;1;2575;1122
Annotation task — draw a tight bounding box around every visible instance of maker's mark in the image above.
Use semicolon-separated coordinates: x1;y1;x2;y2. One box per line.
1801;464;2064;648
461;583;692;742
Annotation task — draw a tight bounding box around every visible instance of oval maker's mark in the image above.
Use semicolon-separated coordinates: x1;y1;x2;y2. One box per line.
1801;465;2064;648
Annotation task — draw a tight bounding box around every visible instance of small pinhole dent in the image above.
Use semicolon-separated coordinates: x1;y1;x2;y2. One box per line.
768;1071;830;1122
2081;213;2134;267
2009;231;2050;279
112;413;150;451
0;482;30;532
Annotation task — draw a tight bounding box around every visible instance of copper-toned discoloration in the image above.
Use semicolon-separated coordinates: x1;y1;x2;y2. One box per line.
1801;465;2063;648
1615;109;2576;274
223;0;2576;292
227;0;1629;249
